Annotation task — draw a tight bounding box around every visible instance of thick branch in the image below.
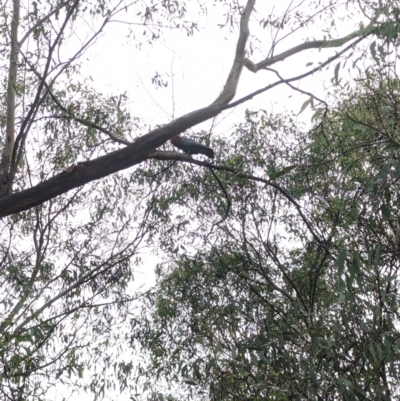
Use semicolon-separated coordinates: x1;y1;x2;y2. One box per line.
226;36;365;110
211;0;255;106
244;24;376;72
0;106;221;217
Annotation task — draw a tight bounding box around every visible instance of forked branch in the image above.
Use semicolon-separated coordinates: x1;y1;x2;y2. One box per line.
244;23;377;72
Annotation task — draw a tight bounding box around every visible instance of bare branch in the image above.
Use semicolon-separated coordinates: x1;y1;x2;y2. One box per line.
7;0;81;193
225;35;365;110
209;167;231;224
211;0;256;106
11;225;146;335
244;23;377;72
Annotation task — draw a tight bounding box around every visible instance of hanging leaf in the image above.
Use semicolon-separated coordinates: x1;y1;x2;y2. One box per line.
334;62;341;85
298;97;313;115
337;249;346;277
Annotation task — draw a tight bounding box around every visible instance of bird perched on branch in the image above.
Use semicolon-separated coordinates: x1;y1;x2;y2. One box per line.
170;134;214;159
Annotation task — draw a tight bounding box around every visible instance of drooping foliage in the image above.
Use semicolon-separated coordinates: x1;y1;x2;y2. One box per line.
134;67;400;400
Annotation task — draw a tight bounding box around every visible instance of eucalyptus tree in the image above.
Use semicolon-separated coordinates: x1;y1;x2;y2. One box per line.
0;0;399;399
135;66;400;400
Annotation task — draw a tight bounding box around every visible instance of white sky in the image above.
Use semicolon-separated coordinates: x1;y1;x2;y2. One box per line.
78;0;365;129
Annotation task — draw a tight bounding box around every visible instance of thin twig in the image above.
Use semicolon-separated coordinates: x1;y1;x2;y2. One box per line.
209;167;231;224
151;150;323;243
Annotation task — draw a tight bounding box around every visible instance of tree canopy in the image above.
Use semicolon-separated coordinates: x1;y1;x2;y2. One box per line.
136;70;400;400
1;0;400;400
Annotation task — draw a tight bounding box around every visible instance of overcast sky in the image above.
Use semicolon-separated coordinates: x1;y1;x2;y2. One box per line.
77;0;365;131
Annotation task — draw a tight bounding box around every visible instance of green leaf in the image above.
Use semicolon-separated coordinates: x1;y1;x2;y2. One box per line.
298;97;313;115
352;251;360;274
184;380;198;386
250;352;258;366
370;41;380;64
273;165;296;179
338;280;346;303
363;179;376;195
381;204;391;220
377;344;383;361
369;344;376;362
337;249;346;277
334;62;341;85
309;367;317;385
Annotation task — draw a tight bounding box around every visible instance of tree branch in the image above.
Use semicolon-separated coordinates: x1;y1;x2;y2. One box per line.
244;23;377;72
209;167;231;224
42;86;131;146
0;0;20;195
19;0;74;46
0;106;221;217
150;151;323;243
224;35;366;110
7;0;81;193
211;0;255;106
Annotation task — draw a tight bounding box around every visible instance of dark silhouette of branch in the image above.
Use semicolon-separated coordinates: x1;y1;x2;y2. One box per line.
209;167;231;224
0;106;221;217
150;151;324;244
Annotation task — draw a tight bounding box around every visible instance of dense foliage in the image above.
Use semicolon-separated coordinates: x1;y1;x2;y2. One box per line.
134;70;400;400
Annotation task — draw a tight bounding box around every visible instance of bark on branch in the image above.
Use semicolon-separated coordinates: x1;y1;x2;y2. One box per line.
0;106;221;217
0;34;369;218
